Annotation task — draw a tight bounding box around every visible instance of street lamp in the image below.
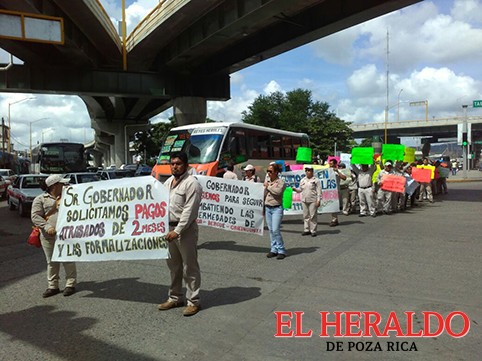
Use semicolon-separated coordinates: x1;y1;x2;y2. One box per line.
397;89;403;122
8;96;35;153
29;117;49;158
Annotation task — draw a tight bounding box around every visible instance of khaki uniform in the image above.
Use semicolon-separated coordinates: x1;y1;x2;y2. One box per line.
164;171;202;307
352;165;376;216
377;169;394;213
338;169;352;215
31;193;76;289
293;176;322;234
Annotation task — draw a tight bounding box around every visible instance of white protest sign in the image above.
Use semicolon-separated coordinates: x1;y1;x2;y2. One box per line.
195;176;264;235
281;168;340;215
52;176;169;262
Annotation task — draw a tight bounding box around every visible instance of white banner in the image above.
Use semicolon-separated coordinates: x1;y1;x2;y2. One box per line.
52;176;169;262
281;168;340;215
195;176;264;235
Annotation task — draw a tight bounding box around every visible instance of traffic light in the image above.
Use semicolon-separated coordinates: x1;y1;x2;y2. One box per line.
462;132;468;146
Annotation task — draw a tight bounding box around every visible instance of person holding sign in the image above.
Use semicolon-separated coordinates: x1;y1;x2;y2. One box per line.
292;165;322;237
377;161;395;215
328;159;346;226
31;174;77;298
158;151;203;317
418;158;434;203
264;163;287;260
243;164;261;182
351;164;376;217
223;163;238;180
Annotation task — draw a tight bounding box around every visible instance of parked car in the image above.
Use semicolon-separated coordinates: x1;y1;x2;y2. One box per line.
0;175;7;199
64;172;101;184
0;168;17;186
135;164;153;176
7;174;48;216
97;169;135;180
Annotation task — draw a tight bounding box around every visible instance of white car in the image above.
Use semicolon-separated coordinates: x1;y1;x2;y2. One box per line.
0;169;17;186
7;174;48;217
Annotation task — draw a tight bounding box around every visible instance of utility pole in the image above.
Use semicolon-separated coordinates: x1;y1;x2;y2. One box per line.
462;105;468;179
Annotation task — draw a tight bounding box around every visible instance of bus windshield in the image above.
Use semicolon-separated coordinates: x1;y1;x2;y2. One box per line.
158;127;226;164
38;143;85;173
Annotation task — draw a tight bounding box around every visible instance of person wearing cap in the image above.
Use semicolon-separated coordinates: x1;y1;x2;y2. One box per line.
292;165;322;237
376;161;395;215
31;174;77;298
242;164;260;182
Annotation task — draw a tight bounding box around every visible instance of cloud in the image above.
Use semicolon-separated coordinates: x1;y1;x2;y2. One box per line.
263;80;282;94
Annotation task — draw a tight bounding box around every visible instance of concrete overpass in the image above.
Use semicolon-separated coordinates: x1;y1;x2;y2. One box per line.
351;116;482;144
0;0;421;166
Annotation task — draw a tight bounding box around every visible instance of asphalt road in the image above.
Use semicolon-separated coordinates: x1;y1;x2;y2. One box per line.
0;181;481;361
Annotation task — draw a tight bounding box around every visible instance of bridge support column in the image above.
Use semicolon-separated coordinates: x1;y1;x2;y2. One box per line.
173;97;207;125
92;119;149;167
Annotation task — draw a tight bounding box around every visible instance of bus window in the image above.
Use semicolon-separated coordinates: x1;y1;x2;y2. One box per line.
282;136;293;158
258;134;269;158
270;135;281;158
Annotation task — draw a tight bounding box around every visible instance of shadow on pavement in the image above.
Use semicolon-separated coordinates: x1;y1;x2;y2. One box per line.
0;305;159;361
77;278;262;311
198;240;319;257
433;188;482;202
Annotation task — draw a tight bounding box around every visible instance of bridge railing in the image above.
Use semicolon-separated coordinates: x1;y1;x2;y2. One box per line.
350;116;482;130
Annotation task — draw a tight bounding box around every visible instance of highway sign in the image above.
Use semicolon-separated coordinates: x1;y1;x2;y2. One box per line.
410;101;427;107
473;100;482;108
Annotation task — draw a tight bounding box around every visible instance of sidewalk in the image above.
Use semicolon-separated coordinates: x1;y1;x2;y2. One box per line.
446;169;482;182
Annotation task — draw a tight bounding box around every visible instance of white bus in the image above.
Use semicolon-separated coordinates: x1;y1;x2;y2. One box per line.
152;122;309;182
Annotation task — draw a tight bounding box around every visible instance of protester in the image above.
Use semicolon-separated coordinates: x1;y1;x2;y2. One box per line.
337;162;352;215
328;159;346;226
347;169;359;214
31;174;76;298
377;161;395;215
264;161;278;182
158;151;203;317
403;163;418;209
292;165;322;237
437;162;448;194
243;164;260;182
351;164;377;217
418;158;434;203
223;163;238;180
264;163;287;259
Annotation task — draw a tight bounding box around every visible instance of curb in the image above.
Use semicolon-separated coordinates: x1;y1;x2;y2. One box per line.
447;178;482;183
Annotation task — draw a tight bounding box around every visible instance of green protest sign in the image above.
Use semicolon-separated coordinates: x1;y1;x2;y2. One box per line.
382;144;405;161
351;147;374;164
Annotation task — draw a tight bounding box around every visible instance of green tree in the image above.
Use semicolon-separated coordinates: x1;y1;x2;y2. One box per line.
132;118;176;163
359;137;375;147
242;88;353;159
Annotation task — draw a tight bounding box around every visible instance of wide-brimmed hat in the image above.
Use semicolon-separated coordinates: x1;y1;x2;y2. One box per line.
384;161;393;166
244;164;255;171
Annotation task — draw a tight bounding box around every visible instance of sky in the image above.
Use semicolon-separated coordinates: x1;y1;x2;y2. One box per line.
1;0;482;153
